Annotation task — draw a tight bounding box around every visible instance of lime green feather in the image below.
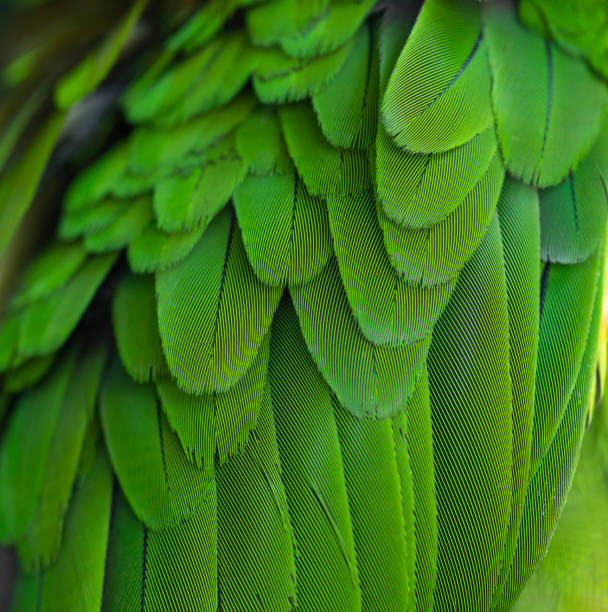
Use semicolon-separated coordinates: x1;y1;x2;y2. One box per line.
485;2;608;187
100;357;214;529
233;172;332;286
378;152;505;286
156;333;270;469
269;297;361;610
290;256;431;419
428;214;513;610
156;207;282;394
279;103;369;198
327;186;456;345
381;0;492;153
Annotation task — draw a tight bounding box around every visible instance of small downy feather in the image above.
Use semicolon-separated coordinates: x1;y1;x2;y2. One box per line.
233;171;332;286
290;256;431;419
112;273;167;383
484;2;607;187
156;207;282;394
215;382;297;610
156;333;270;469
381;0;492;153
99;356;214;530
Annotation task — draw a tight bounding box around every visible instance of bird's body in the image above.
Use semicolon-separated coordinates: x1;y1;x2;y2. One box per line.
0;0;607;610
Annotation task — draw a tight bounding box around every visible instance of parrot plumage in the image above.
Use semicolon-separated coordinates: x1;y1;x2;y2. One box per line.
0;0;607;610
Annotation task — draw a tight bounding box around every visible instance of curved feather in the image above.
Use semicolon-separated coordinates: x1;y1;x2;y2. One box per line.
126;222;204;274
531;245;602;476
17;342;107;572
156;207;282;394
290;256;431;419
381;0;492;153
279;103;369;198
327;187;456;345
539;122;608;264
234;172;332;286
376;124;497;228
495;260;604;610
492;178;540;604
112;273;167;383
379;152;504;286
312;22;378;150
485;2;608;187
156;333;269;469
99;357;214;529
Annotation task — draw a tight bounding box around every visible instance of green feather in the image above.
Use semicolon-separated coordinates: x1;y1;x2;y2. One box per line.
381;0;492;153
235;107;293;176
112;273;167;383
333;394;410;610
280;0;375;59
485;2;608;187
378;152;505;286
531;245;602;476
428;214;513;610
492;178;541;605
279;103;369;198
539;122;608;264
156;333;270;469
311;22;378;150
3;353;56;393
254;39;354;104
128;94;255;176
405;366;438;611
83;195;153;253
127;222;204;274
9;242;87;309
327;186;456;345
17;343;107;571
0;351;76;543
153;152;245;233
269;297;361;610
0;113;65;254
495;255;604;610
156;207;282;394
54;0;148;109
99;357;214;529
216;382;297;610
103;484;217;612
59;198;126;241
290;256;431;419
11;446;112;612
376;124;497;228
17;252;117;359
233;172;332;286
